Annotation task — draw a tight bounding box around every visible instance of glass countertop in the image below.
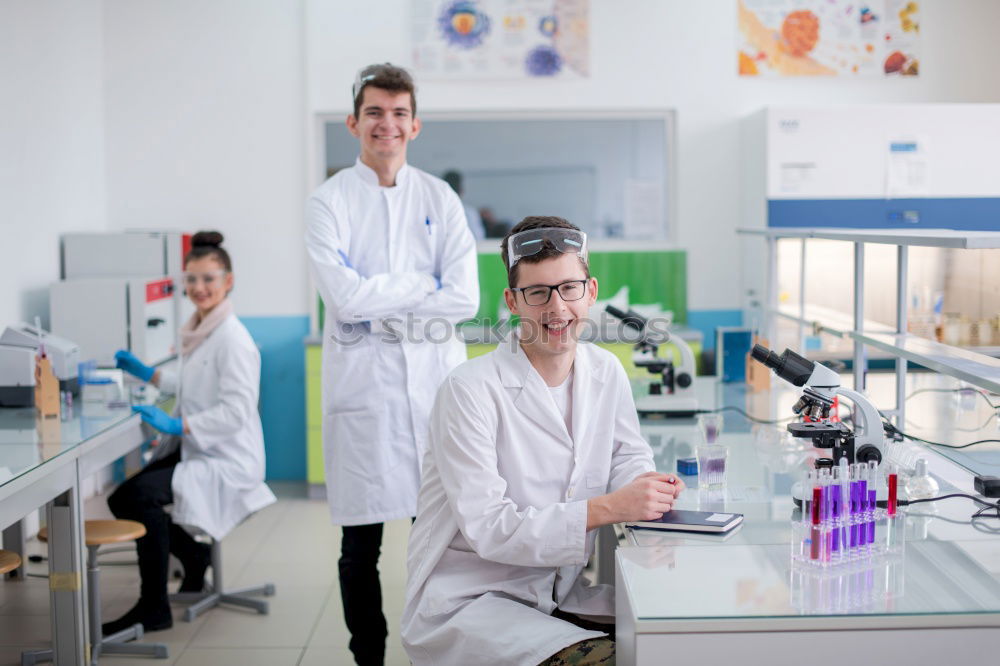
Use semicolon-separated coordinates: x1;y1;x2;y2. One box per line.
619;539;1000;624
0;403;139;487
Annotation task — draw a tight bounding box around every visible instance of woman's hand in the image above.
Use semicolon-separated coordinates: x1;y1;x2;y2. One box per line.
132;405;184;436
115;350;155;382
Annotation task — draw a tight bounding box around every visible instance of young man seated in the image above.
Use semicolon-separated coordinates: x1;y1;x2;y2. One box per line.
402;216;685;665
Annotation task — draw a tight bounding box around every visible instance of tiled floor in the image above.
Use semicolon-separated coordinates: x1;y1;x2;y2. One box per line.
0;482;413;665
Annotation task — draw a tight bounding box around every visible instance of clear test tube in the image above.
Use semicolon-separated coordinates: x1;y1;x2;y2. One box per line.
810;481;822;562
821;472;833;564
793;470;815;562
856;464;870;555
830;467;842;561
867;460;878;546
849;465;862;557
887;463;899;517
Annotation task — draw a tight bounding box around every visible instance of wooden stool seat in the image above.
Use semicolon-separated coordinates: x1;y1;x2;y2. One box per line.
0;550;21;575
37;520;146;546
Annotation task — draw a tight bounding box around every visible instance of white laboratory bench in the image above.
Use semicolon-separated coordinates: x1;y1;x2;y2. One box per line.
616;374;1000;665
0;399;166;665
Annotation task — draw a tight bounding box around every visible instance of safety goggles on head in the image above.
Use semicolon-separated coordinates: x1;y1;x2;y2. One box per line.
506;227;588;268
352;70;377;102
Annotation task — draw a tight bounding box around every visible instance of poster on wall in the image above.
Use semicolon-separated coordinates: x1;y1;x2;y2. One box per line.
738;0;919;77
411;0;589;79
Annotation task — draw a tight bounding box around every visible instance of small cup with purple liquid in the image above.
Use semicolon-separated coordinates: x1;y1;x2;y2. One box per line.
696;444;728;490
697;413;723;444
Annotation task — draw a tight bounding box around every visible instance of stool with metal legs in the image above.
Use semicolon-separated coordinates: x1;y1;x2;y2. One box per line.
21;520;168;665
170;537;275;621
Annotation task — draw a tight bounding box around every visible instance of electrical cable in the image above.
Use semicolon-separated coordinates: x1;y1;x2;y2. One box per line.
697;406;795;425
901;493;1000;530
903;492;998;509
906;411;998;433
905;387;999;410
881;416;1000;449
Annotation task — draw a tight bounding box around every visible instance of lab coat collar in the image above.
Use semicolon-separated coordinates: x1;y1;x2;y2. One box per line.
353;157;411;188
494;334;603;448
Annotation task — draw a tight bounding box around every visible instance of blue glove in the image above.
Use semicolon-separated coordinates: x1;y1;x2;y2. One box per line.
132;405;183;435
434;275;442;290
115;350;155;382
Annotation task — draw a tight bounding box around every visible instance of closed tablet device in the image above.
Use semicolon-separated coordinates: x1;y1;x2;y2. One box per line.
626;510;744;533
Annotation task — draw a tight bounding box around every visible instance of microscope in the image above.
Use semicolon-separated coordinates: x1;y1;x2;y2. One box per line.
606;305;698;417
750;344;887;505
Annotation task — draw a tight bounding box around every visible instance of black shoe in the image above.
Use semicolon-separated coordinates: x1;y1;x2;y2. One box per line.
102;600;173;637
178;542;211;593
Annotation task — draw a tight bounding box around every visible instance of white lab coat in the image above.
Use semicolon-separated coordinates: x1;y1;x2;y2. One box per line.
402;338;655;666
305;158;480;525
156;314;276;541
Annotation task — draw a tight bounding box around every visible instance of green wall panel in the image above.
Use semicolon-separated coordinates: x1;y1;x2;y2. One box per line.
472;250;687;325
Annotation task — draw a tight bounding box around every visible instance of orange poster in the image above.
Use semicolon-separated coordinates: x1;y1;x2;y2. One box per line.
738;0;919;77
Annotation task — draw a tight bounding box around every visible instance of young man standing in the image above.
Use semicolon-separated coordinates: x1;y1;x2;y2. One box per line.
305;63;479;665
402;216;683;665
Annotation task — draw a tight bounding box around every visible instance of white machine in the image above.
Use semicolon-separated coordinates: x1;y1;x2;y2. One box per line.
61;231;191;280
0;344;36;407
61;230;195;328
606;305;699;417
50;277;177;367
0;324;80;392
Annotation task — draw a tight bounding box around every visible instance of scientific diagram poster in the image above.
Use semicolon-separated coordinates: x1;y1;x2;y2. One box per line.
412;0;589;79
738;0;919;77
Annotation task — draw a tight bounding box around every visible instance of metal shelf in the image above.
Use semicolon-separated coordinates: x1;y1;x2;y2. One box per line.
743;225;1000;424
739;227;1000;249
771;303;894;338
850;331;1000;394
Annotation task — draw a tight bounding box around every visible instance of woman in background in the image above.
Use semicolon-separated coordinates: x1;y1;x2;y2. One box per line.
104;231;275;634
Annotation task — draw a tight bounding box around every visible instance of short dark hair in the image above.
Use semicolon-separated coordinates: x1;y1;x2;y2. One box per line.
184;230;232;272
500;216;589;288
352;63;417;119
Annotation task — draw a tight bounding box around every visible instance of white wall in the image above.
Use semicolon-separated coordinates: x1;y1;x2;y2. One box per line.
102;0;307;317
306;0;1000;310
5;0;1000;327
0;0;106;328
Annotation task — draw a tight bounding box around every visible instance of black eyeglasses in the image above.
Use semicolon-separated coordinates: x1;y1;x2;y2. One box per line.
511;279;588;306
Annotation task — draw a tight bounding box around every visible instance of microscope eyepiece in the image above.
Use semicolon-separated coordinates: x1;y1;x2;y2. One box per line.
751;344;781;370
605;304;648;333
750;344;816;387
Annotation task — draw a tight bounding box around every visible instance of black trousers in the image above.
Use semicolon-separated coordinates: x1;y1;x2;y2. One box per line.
107;450;207;614
339;523;389;666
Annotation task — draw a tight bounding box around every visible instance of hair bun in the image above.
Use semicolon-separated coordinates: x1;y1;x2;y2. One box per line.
191;231;224;248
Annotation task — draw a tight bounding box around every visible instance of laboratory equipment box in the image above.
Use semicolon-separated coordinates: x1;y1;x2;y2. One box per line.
0;323;80;392
50;277;177;367
61;231;191;280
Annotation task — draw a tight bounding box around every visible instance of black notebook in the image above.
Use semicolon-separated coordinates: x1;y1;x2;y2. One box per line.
626;510;744;533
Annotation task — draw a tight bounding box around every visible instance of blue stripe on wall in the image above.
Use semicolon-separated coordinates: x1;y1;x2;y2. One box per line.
686;309;743;350
241;315;310;481
768;198;1000;230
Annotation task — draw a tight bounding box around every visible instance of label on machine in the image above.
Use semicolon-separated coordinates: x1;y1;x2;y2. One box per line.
145;278;173;303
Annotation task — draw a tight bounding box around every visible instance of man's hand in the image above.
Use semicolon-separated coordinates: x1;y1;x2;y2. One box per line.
586;472;684;530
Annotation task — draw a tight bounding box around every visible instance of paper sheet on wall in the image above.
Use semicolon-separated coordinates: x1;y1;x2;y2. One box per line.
623;180;664;240
885;137;929;197
411;0;589;79
738;0;920;77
